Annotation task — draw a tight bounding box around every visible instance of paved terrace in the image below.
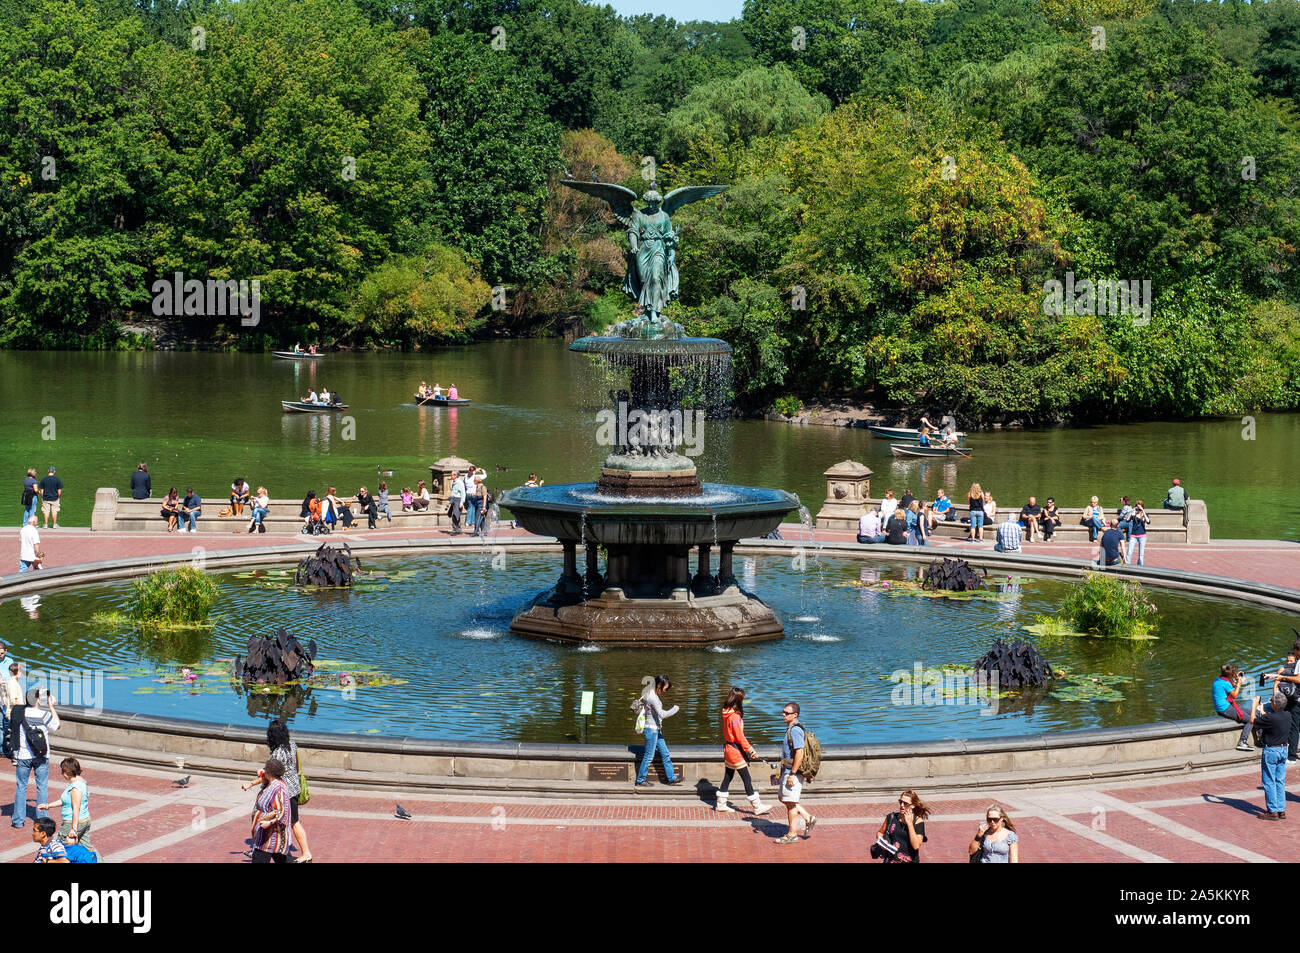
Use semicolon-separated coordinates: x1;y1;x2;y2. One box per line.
1;524;1297;862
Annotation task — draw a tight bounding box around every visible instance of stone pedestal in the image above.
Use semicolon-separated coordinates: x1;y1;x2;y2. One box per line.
814;460;873;530
1185;499;1211;544
91;488;119;532
429;456;473;505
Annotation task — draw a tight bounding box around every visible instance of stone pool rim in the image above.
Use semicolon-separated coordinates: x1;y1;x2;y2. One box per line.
3;536;1295;790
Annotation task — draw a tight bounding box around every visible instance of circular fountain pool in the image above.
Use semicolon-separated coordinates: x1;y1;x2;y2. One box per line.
3;553;1295;746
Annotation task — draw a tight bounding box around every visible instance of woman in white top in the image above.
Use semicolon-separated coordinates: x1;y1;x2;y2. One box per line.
879;490;898;522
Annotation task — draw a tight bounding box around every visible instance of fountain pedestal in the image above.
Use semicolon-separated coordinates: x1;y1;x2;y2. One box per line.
498;334;800;647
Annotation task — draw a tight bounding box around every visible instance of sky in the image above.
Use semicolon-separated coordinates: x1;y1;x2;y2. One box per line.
606;0;742;22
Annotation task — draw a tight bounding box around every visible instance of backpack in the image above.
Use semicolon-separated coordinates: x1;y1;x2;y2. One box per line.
17;710;48;758
785;723;822;781
21;484;34;507
1279;662;1299;701
63;844;99;863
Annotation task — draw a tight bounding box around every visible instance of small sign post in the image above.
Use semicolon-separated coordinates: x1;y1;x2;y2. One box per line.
580;690;594;744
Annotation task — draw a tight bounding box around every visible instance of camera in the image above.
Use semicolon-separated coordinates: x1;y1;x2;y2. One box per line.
1260;672;1269;688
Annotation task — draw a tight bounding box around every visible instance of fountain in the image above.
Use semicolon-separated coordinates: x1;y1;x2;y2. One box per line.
498;178;800;646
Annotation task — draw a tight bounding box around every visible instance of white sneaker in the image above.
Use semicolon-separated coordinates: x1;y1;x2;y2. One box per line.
1237;743;1253;752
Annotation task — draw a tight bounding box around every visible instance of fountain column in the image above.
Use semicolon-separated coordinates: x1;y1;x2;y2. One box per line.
718;542;738;591
584;542;603;594
692;544;714;595
559;540;583;596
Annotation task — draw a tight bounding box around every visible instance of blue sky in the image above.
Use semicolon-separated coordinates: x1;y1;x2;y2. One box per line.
607;0;743;22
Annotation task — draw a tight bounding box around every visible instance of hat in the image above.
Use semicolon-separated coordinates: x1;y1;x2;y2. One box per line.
48;466;55;473
1172;478;1180;485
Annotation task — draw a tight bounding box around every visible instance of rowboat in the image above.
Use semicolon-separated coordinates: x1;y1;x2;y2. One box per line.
868;424;967;442
889;442;972;458
282;400;349;413
415;395;472;406
272;350;323;360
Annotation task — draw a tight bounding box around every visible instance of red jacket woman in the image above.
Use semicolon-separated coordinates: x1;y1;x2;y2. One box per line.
715;687;770;816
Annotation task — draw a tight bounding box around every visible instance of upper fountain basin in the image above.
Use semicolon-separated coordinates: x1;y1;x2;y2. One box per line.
569;336;733;360
498;482;800;546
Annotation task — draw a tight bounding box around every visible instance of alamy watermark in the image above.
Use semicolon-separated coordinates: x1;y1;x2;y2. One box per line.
889;662;1000;715
1042;271;1151;326
21;667;105;711
595;401;704;456
151;271;260;327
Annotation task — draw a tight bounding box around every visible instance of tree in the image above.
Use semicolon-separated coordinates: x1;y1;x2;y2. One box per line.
402;28;561;288
143;0;431;338
347;244;491;345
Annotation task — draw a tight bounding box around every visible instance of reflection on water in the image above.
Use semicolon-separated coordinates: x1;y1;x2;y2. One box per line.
1;555;1296;745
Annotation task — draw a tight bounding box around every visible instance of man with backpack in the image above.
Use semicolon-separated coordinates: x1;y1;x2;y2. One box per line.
10;688;58;829
776;701;818;844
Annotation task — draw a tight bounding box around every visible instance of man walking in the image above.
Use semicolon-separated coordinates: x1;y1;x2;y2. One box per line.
1252;689;1291;820
38;467;62;529
448;470;467;535
18;516;42;573
776;701;815;844
10;688;59;829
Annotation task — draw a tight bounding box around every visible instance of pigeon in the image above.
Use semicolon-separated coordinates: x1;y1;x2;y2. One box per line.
564;169;574;180
173;775;191;788
395;803;412;820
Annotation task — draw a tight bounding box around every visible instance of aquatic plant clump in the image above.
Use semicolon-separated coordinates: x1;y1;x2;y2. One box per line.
921;558;986;592
238;627;317;685
1054;572;1159;639
296;542;361;587
125;567;220;627
973;638;1057;689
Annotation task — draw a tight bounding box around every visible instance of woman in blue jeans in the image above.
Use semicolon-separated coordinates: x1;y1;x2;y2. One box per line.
966;483;984;541
635;675;682;786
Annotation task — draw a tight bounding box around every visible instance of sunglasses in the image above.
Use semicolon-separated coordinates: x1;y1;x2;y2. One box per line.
899;799;912;807
986;816;1001;823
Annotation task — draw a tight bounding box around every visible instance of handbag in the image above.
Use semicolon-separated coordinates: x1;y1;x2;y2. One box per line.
970;834;985;863
296;747;310;806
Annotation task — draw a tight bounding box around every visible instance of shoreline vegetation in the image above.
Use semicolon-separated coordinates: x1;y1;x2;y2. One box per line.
2;0;1297;428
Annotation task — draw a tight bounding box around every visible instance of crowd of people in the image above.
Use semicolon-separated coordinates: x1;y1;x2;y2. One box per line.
1213;639;1300;820
853;478;1185;566
632;676;1020;859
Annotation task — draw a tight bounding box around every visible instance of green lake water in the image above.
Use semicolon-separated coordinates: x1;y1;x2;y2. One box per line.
0;343;1296;540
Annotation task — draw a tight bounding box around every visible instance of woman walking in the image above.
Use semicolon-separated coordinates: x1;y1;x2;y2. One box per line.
1127;501;1150;566
967;483;984;540
266;719;313;862
245;758;292;863
714;687;770;815
37;758;91;849
873;790;930;863
635;675;681;786
970;803;1019;862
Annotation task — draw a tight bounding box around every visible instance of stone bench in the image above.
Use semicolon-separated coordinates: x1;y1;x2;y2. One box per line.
92;488;454;533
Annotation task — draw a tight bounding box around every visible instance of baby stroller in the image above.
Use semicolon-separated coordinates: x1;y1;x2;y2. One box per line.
302;496;329;535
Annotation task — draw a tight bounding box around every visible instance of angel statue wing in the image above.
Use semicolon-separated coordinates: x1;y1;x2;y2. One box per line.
559;181;639;226
661;185;727;216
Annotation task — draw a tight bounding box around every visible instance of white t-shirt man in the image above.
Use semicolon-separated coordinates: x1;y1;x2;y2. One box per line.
19;523;40;564
858;511;881;538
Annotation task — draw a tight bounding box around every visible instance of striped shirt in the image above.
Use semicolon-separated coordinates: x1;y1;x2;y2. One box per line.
252;778;290;854
995;519;1023;552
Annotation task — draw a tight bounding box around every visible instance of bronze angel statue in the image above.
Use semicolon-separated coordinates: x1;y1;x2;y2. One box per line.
560;180;726;324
